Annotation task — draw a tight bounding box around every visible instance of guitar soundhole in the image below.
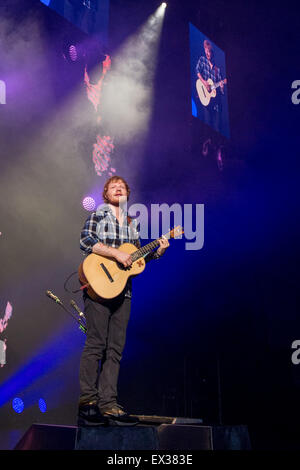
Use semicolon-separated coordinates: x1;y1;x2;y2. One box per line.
100;263;114;282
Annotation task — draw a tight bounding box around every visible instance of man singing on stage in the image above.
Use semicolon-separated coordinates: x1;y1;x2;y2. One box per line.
78;176;169;426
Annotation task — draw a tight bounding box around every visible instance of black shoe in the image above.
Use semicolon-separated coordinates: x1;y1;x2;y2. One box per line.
78;402;108;427
100;404;139;426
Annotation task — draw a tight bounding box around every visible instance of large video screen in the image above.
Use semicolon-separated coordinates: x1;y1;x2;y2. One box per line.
190;23;229;138
40;0;109;43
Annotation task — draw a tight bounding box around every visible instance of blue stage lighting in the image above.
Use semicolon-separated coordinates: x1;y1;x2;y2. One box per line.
12;397;24;413
191;98;197;117
38;398;47;413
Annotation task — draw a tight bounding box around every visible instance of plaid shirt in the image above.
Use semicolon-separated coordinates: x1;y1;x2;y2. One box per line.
80;204;160;298
196;56;222;84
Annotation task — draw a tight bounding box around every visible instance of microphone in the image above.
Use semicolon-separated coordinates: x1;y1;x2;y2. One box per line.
46;290;63;305
70;300;85;318
46;291;87;334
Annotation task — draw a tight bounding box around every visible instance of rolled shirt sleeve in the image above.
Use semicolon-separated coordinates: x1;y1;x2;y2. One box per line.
80;213;102;254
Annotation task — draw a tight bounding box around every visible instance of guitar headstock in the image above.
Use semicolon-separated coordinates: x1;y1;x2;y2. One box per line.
165;226;184;239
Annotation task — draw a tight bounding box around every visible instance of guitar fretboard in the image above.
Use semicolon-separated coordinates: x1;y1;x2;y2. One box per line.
130;226;182;261
212;79;226;91
132;239;161;261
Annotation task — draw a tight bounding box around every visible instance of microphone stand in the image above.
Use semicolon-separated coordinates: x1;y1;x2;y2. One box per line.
46;291;86;334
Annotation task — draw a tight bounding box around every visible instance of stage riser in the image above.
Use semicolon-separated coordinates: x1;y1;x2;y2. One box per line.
76;426;159;450
14;423;251;450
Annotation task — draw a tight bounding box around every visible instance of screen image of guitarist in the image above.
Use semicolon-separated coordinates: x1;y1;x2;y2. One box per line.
196;39;226;133
189;23;230;138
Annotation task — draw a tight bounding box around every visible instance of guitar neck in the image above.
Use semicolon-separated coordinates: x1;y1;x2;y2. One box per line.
132;239;161;262
131;226;183;261
213;79;226;90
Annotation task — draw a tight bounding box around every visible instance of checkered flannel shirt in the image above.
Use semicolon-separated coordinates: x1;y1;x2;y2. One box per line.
196;56;222;84
80;204;160;298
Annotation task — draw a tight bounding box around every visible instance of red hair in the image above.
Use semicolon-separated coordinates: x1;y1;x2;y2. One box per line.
102;176;131;203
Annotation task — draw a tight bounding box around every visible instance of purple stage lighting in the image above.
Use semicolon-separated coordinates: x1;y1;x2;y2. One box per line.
82;197;96;211
12;397;24;413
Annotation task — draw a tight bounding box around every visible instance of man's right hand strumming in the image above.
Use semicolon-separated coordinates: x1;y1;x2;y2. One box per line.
114;250;133;268
92;243;132;267
204;80;211;93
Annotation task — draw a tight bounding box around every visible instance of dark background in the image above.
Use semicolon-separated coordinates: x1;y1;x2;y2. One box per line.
0;0;299;450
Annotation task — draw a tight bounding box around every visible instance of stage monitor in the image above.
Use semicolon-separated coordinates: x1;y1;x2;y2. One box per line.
40;0;109;44
190;23;230;139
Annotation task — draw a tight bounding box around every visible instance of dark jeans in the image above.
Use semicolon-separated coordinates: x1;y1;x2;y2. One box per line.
203;105;221;133
79;294;131;409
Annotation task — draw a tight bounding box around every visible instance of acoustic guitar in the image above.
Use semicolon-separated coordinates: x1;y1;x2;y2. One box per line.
78;226;184;301
196;77;227;107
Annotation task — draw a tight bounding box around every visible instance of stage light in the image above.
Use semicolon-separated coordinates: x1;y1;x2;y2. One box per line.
38;398;47;413
162;2;167;8
62;41;87;64
12;397;24;414
100;2;166;153
82;196;96;211
68;45;78;62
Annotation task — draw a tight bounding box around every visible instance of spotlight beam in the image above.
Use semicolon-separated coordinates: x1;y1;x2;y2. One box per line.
101;4;167;144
